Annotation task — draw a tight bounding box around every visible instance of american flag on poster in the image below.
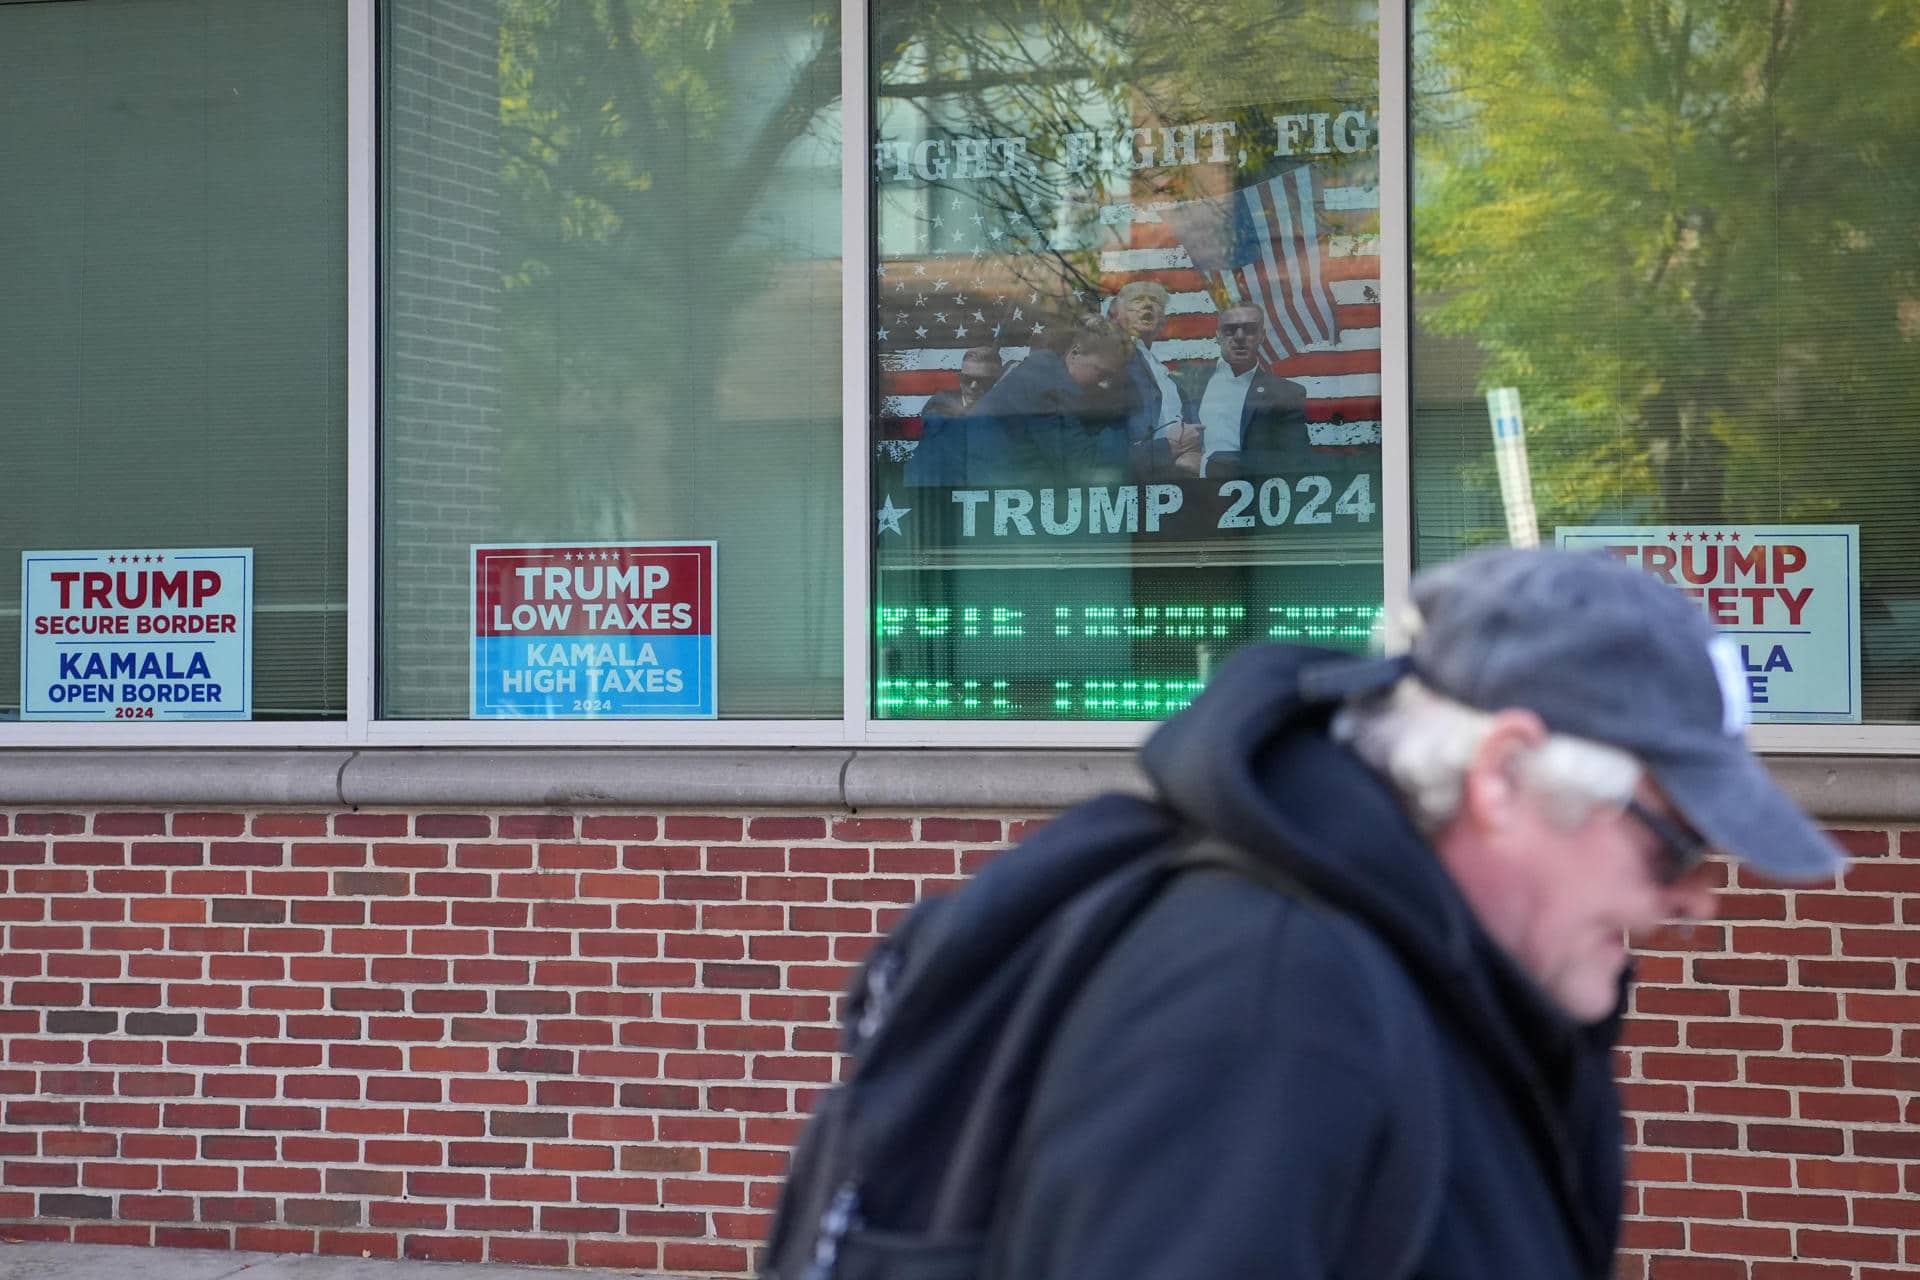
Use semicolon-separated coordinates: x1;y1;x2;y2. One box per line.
1161;167;1342;363
875;155;1382;456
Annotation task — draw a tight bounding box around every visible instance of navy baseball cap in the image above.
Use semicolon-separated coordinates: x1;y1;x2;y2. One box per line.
1302;547;1847;882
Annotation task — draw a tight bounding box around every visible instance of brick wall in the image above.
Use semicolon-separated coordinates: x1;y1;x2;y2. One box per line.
380;0;506;717
0;806;1913;1276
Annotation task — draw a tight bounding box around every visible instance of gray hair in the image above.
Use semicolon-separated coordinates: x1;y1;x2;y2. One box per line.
1115;280;1170;306
1332;676;1641;833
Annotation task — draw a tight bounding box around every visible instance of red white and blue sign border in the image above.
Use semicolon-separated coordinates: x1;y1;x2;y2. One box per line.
469;541;718;720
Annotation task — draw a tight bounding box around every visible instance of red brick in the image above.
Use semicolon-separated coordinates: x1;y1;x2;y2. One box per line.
1746;1191;1852;1225
664;1243;749;1273
488;1238;568;1267
455;1204;536;1232
372;842;447;869
576;1240;661;1269
528;846;612;880
1646;1259;1745;1280
236;1227;315;1253
581;816;659;840
319;1231;400;1259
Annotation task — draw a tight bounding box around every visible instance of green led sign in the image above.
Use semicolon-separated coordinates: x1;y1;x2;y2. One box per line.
872;560;1384;721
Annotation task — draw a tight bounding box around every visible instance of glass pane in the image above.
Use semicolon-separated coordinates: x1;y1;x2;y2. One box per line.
1413;2;1920;723
0;0;347;721
381;0;842;720
871;0;1383;721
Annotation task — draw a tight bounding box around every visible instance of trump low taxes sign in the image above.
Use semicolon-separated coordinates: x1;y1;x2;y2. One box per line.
471;542;717;719
1557;525;1860;724
20;548;253;721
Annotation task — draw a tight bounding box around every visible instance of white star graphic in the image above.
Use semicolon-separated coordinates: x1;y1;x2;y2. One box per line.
914;326;929;338
930;215;944;228
1030;322;1046;335
932;311;948;323
1011;307;1023;320
876;328;890;340
972;310;986;322
971;212;985;226
875;496;911;536
933;278;950;291
954;325;969;338
913;264;927;276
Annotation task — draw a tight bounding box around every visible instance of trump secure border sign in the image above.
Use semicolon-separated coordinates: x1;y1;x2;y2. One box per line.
1557;525;1860;724
20;548;253;722
470;542;717;719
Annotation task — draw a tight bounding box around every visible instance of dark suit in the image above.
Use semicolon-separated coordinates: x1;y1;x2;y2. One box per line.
910;350;1131;487
1175;362;1313;478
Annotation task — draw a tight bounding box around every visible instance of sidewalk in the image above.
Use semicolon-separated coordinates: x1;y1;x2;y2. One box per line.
0;1244;661;1280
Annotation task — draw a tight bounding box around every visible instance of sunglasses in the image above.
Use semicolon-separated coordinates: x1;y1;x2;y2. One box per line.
1622;797;1711;885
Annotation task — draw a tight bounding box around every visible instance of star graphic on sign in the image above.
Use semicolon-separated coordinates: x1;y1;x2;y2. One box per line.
971;310;986;322
970;246;986;260
954;325;969;338
894;281;907;293
1729;532;1740;541
1668;532;1679;542
1010;307;1023;320
991;325;1002;337
1031;322;1046;335
876;327;890;340
1682;533;1694;542
971;212;985;226
933;279;949;291
875;264;887;277
1029;291;1041;304
915;294;928;306
930;215;943;228
933;312;947;323
914;326;928;338
989;227;1004;241
913;263;927;276
875;496;911;536
953;295;968;306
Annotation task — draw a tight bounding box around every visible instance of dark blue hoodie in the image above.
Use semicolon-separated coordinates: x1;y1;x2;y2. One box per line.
984;644;1626;1279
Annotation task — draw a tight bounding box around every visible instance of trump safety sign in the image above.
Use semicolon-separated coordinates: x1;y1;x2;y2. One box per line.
471;542;717;719
20;548;253;722
1557;525;1860;724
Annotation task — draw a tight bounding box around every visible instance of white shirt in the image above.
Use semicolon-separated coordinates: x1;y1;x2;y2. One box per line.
1197;359;1257;475
1136;339;1184;437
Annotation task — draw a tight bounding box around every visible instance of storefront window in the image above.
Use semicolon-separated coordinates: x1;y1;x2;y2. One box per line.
0;0;347;721
870;0;1384;720
1413;1;1920;723
380;0;843;720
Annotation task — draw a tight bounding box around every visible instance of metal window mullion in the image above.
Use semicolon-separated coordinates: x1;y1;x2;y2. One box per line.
842;0;874;744
1378;0;1413;622
346;0;377;745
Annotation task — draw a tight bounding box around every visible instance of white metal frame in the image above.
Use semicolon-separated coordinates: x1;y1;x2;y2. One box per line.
4;0;1912;755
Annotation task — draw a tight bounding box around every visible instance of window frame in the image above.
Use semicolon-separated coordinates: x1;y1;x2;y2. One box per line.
1;0;1912;754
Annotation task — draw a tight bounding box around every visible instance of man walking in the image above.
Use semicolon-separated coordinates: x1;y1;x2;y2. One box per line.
985;547;1846;1278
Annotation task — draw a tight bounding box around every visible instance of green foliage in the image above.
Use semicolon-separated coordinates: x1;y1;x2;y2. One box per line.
1415;0;1920;551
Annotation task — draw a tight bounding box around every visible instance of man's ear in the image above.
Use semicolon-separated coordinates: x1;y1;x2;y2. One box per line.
1460;708;1549;828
